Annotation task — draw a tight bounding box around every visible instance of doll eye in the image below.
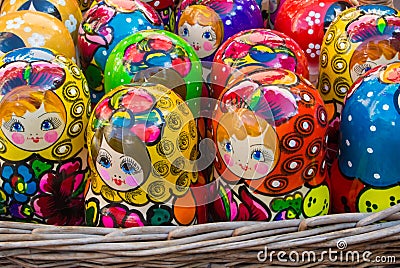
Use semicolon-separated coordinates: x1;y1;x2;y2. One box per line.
353;62;377;76
41;120;54;131
224;142;233;153
120;157;141;175
251;150;265;161
10;121;24;132
202;30;216;41
180;26;189;37
41;117;62;131
97;150;112;168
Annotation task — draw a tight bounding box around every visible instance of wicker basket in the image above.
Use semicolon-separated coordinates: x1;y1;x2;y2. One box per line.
1;203;400;267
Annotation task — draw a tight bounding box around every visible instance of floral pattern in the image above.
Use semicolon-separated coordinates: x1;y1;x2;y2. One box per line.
1;164;37;204
210;183;271;222
32;159;87;225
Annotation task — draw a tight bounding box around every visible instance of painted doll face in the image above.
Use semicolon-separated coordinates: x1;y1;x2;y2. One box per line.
218;130;276;180
1;104;65;151
350;53;395;82
95;135;145;191
179;22;218;59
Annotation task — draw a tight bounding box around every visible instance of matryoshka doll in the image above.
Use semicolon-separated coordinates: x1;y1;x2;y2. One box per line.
317;5;400;165
210;67;330;222
1;0;83;44
0;47;91;225
210;28;310;99
85;83;200;227
331;63;400;213
104;29;203;114
77;0;163;104
0;10;76;60
274;0;355;80
175;0;264;78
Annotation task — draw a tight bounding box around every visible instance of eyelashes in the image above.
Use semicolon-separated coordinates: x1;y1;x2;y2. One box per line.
97;149;112;168
251;146;275;162
120;157;141;175
3;118;23;131
353;62;376;75
96;150;142;175
46;117;62;129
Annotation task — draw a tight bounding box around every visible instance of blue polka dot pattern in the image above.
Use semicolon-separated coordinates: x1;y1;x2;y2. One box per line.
338;67;400;187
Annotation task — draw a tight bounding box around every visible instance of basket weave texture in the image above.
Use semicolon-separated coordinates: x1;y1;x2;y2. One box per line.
1;203;400;267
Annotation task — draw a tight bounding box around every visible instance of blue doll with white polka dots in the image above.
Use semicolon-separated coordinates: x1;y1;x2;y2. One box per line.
338;62;400;187
77;0;164;104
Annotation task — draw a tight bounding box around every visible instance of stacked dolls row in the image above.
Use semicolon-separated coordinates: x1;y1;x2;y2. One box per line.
0;0;399;227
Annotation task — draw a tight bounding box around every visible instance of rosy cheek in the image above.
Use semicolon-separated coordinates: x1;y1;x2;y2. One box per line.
99;169;111;181
254;162;270;174
11;133;25;144
125;175;139;187
44;130;59;143
203;41;214;51
223;154;234;167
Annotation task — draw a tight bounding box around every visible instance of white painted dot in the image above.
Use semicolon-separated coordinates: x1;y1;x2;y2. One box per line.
308;43;315;49
306;17;311;22
307;169;314;176
302;122;309;129
303;94;311;102
120;79;124;82
102;50;107;56
392;121;396;126
107;72;111;75
289;140;297;147
383;104;389;110
315;13;321;19
138;19;144;25
374;173;381;179
222;67;226;72
348;161;352;167
250;5;255;10
370;125;376;132
126;18;132;23
58;146;67;153
289;162;298;169
24;26;31;32
237;5;243;10
214;75;217;80
310;53;316;58
147;26;152;29
308;21;314;26
321;112;326;121
308;29;314;35
367;147;373;153
309;11;316;17
315;19;320;24
271;180;281;188
306;49;312;53
319;2;325;7
348;115;352;122
312;146;318;153
226;20;232;25
367;91;373;97
316;50;321;55
346;139;350;146
154;0;160;7
315;44;320;49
